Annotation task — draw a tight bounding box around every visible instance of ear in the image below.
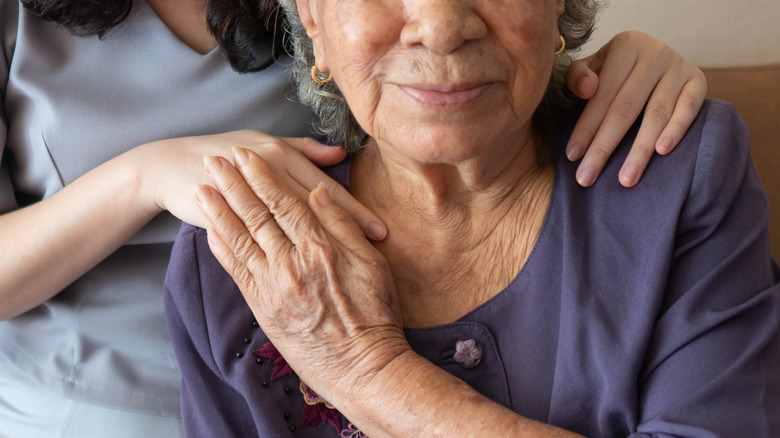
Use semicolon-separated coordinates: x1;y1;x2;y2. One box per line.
555;0;565;16
296;0;329;72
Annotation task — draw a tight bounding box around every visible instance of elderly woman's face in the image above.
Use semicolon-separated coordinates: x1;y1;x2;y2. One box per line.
300;0;565;163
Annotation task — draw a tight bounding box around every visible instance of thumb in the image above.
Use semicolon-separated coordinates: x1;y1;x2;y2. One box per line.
565;58;600;100
278;137;348;167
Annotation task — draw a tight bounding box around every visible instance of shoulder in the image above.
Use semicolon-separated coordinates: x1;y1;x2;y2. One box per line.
553;99;759;215
164;223;255;365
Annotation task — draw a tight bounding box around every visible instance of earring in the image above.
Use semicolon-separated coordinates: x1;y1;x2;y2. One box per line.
555;35;566;55
311;65;333;84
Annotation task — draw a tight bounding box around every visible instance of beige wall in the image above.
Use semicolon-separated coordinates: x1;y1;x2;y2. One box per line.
582;0;780;68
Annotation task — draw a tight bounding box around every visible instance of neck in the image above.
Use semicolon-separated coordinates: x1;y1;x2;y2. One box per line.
147;0;217;54
351;132;555;326
352;131;550;246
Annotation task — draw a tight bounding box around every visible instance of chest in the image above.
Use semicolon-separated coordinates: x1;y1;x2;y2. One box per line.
377;211;546;327
4;6;315;192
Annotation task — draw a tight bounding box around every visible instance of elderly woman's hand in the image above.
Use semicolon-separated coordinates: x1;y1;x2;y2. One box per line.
565;30;707;187
194;147;408;400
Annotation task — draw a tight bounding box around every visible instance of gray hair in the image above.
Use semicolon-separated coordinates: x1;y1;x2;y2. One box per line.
278;0;602;151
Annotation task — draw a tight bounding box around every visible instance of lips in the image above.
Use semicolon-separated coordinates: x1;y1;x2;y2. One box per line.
398;83;493;106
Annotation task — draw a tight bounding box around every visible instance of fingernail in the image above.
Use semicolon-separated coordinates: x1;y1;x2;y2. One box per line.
313;183;331;207
203;156;222;175
656;137;673;155
232;146;249;166
576;166;596;187
367;221;387;241
195;184;212;203
566;142;583;161
620;164;639;187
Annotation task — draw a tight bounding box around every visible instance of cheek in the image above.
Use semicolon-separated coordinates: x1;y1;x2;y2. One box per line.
490;1;559;110
321;1;404;134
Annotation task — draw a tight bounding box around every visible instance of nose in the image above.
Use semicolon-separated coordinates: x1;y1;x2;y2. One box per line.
400;0;487;54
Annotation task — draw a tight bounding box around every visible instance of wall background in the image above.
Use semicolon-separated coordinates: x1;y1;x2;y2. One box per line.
581;0;780;67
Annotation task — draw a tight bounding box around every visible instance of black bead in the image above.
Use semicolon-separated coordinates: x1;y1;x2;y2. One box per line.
288;425;296;432
251;320;259;328
284;386;292;394
235;352;244;359
256;358;263;365
261;381;269;388
243;337;251;344
283;412;292;419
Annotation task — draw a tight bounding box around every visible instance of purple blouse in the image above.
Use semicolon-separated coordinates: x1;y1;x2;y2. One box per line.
164;100;780;437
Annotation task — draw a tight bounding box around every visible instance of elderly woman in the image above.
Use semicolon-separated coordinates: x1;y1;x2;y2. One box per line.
165;0;780;436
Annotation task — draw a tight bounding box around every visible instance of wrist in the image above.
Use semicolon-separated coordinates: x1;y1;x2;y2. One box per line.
305;332;412;406
122;143;164;219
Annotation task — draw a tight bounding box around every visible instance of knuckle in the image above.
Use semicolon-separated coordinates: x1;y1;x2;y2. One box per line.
655;44;674;62
680;92;703;112
231;267;256;291
593;84;619;103
256;139;290;161
611;99;641;123
244;206;275;236
217;173;245;195
573;121;599;140
586;143;613;163
267;191;302;221
631;140;655;155
208;205;236;228
231;232;259;262
647;103;673;122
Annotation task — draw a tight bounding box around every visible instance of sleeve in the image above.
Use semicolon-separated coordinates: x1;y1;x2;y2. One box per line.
632;100;780;437
0;0;16;213
163;224;258;437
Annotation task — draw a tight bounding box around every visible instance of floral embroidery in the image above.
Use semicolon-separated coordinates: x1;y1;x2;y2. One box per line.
340;423;368;438
300;381;336;409
254;342;369;436
300;381;342;430
252;342;294;380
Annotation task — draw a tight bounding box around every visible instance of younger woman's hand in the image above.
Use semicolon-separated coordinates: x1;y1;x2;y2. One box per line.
565;30;707;187
135;130;386;240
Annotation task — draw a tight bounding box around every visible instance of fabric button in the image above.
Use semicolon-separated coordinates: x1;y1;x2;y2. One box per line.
453;339;483;369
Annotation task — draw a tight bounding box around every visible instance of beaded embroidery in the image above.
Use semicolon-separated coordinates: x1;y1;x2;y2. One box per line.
253;342;367;437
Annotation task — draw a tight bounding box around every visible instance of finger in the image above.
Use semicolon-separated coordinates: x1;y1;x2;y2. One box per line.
617;68;689;187
203;154;292;258
195;182;268;271
308;183;374;255
277;136;347;166
565;58;599;100
232;147;323;249
566;47;637;163
322;182;387;241
261;144;387;241
205;227;258;296
655;70;707;155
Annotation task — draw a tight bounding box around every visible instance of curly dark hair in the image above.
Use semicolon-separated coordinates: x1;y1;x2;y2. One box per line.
20;0;285;72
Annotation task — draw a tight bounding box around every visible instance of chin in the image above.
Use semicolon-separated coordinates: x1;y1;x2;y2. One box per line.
380;127;493;164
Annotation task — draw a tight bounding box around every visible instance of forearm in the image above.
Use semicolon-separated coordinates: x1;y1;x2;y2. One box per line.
334;350;583;438
0;148;159;319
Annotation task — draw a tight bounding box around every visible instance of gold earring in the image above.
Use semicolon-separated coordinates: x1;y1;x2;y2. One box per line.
555;35;566;55
311;65;333;84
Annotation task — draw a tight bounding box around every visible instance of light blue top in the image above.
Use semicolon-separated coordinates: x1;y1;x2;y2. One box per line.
0;0;317;415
